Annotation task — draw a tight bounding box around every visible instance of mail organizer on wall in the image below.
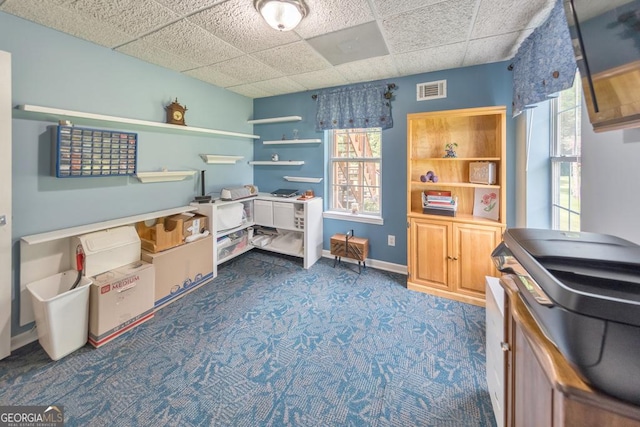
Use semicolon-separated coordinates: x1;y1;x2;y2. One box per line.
52;125;137;177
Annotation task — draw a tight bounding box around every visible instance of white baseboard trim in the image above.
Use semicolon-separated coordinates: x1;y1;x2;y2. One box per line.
322;250;407;275
11;327;38;352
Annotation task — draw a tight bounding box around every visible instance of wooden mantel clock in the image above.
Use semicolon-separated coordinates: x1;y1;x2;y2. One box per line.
165;98;187;126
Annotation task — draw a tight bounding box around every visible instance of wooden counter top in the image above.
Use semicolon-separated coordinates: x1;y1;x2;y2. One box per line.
500;274;640;425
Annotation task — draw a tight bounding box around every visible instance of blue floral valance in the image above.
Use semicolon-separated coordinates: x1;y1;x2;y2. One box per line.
315;83;393;131
512;0;577;116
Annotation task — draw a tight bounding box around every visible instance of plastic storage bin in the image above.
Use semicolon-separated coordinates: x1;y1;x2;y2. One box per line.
27;270;92;361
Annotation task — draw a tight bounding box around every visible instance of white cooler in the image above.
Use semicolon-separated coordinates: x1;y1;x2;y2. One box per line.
71;225;141;277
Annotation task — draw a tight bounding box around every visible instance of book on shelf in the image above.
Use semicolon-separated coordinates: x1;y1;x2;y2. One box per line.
423;207;456;217
426;199;455;206
422;192;457;210
425;203;457;210
425;190;451;197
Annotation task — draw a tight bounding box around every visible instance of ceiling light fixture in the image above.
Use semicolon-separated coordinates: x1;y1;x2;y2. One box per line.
255;0;308;32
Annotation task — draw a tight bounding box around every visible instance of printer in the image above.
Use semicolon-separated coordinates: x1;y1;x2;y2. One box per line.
492;228;640;406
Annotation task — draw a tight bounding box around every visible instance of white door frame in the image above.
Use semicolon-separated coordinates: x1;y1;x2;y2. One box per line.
0;50;12;359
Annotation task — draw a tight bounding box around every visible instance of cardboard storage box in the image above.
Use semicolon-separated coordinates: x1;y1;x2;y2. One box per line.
141;235;213;309
88;261;155;348
136;216;183;253
167;212;209;241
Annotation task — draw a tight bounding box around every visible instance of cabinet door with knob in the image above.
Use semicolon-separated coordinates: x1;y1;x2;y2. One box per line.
408;217;502;305
408;217;451;292
452;222;503;300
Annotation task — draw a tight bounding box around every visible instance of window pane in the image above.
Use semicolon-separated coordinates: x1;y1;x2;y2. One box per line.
329;127;382;214
558;109;578;156
551;70;581;231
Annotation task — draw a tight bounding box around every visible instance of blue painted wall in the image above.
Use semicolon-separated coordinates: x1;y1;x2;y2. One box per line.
254;63;516;265
1;12;254;336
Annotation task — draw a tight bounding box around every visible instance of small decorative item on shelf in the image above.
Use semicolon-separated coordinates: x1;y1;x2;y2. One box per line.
444;142;458;158
292;129;299;139
351;202;359;214
473;188;499;220
271;153;279;161
420;170;439;183
298;189;315;200
165;98;187;126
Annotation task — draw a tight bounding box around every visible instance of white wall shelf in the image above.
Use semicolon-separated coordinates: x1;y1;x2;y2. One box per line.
247;116;302;124
263;138;322;145
249;160;304;166
200;154;244;164
134;170;196;183
284;176;323;183
15;104;259;139
21;205;197;245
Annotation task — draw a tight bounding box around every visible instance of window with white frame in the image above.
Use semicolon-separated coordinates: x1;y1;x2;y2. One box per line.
550;71;581;231
328;128;382;217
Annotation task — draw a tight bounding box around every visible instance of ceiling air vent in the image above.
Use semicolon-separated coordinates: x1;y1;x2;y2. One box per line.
417;80;446;101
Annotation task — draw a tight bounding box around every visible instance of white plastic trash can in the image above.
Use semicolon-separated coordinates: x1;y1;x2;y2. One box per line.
26;270;92;361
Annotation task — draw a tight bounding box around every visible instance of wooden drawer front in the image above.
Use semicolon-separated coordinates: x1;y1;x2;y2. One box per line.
330;235;369;261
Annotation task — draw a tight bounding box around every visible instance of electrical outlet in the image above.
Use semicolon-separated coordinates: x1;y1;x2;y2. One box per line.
388;235;395;246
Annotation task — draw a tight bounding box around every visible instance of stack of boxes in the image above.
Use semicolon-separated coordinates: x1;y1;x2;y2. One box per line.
75;211;213;348
138;212;213;309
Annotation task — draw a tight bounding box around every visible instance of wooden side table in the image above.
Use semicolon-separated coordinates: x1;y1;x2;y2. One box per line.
330;232;369;273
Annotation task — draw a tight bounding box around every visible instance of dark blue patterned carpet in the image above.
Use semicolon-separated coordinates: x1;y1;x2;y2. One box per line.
0;251;496;427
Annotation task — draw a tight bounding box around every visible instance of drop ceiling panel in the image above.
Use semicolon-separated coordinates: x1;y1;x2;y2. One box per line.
251;77;307;96
116;39;202;72
194;55;284;85
335;55;399;84
183;65;245;87
382;0;476;54
64;0;181;39
472;0;554;38
464;32;527;66
139;19;243;65
394;42;467;75
0;0;133;47
306;21;389;66
188;0;301;53
253;41;332;75
294;0;375;39
372;0;448;18
226;84;275;99
289;69;350;90
153;0;224;16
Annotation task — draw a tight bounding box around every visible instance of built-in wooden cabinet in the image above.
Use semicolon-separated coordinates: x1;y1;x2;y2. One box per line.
409;217;502;305
407;106;506;306
498;274;640;427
